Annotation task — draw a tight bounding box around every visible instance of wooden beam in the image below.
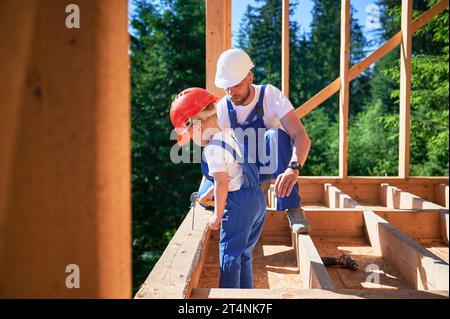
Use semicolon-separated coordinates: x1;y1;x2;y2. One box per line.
190;288;448;299
441;211;449;245
304;208;366;238
135;206;212;299
323;183;362;209
206;0;231;99
379;183;449;245
375;210;443;242
339;0;350;178
298;176;449;184
295;78;340;119
363;210;449;291
296;234;335;289
0;0;131;298
282;0;290;98
399;0;413;178
294;0;449;119
379;183;446;210
435;184;449;208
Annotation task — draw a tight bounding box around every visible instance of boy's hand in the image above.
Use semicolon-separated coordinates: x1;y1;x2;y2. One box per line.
208;214;221;230
199;186;214;203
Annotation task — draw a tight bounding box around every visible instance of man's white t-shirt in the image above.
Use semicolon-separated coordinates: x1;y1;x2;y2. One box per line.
216;84;294;131
203;128;244;192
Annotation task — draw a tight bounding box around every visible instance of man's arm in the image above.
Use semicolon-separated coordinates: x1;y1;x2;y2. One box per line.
275;110;311;198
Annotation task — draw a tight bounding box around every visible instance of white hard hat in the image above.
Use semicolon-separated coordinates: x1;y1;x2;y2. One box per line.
215;48;254;89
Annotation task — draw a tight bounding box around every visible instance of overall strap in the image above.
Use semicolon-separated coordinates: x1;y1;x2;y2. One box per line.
243;84;266;124
207;139;243;163
256;84;266;118
226;97;238;129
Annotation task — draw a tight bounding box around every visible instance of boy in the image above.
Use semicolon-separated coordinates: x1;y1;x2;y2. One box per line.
170;87;266;288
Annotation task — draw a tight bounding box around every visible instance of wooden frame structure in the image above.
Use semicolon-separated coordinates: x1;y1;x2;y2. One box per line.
136;0;449;299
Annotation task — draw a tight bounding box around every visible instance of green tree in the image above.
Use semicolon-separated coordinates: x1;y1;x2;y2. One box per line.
130;0;206;293
237;0;371;176
363;0;449;176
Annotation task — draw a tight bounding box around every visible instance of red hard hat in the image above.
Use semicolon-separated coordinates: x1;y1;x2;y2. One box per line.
170;87;218;146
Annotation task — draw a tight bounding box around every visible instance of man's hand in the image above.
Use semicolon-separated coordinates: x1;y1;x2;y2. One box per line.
208;213;221;230
274;167;299;198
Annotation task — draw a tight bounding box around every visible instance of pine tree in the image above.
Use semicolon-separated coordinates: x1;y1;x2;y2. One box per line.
130;0;206;293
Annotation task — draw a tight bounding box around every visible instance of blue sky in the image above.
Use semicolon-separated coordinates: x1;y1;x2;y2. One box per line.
232;0;380;50
128;0;381;51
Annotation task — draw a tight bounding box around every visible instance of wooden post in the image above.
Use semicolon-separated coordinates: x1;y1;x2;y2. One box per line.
339;0;350;178
282;0;290;98
206;0;231;99
0;0;131;298
399;0;413;178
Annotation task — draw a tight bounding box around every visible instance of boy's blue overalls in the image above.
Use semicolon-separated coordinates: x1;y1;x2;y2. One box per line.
199;85;301;210
201;137;266;288
198;85;301;288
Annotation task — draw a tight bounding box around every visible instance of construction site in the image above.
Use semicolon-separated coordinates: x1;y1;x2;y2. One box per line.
0;0;448;300
136;0;450;299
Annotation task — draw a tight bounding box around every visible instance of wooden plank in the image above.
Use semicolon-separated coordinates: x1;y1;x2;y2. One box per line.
282;0;289;98
323;183;362;208
135;206;211;299
435;184;449;208
190;288;448;299
399;0;413;178
339;0;350;178
441;211;449;245
296;234;335;289
298;176;449;184
206;0;231;99
294;0;449;119
349;33;402;82
412;0;449;32
336;184;380;205
1;0;131;298
260;209;291;238
300;182;325;204
295;78;340;119
379;183;446;210
363;210;449;291
185;228;212;298
304;209;366;238
375;210;442;242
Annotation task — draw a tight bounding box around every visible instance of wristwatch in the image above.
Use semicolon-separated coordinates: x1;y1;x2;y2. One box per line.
288;161;303;173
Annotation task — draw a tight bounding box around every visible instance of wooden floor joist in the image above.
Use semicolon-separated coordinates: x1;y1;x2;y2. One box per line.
190;288;448;299
364;210;449;291
136;178;449;299
435;184;449;208
379;183;449;245
296;234;335;290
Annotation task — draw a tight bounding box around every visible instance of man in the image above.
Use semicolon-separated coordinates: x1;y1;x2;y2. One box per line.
210;48;312;234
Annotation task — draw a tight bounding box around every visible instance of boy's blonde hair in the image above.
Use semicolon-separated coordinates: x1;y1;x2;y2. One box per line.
196;102;217;120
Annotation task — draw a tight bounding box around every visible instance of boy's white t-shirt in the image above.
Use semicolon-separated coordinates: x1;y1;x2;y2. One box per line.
216;84;294;131
203;128;245;192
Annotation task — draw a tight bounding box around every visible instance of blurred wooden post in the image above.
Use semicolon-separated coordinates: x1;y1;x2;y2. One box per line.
399;0;413;178
282;0;290;98
0;0;131;298
206;0;232;98
339;0;350;178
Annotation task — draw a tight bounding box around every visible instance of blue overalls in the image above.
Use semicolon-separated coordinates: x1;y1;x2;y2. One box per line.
201;137;266;288
225;85;301;210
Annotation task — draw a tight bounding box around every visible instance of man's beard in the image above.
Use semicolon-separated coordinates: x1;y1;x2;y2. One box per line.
231;85;251;106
